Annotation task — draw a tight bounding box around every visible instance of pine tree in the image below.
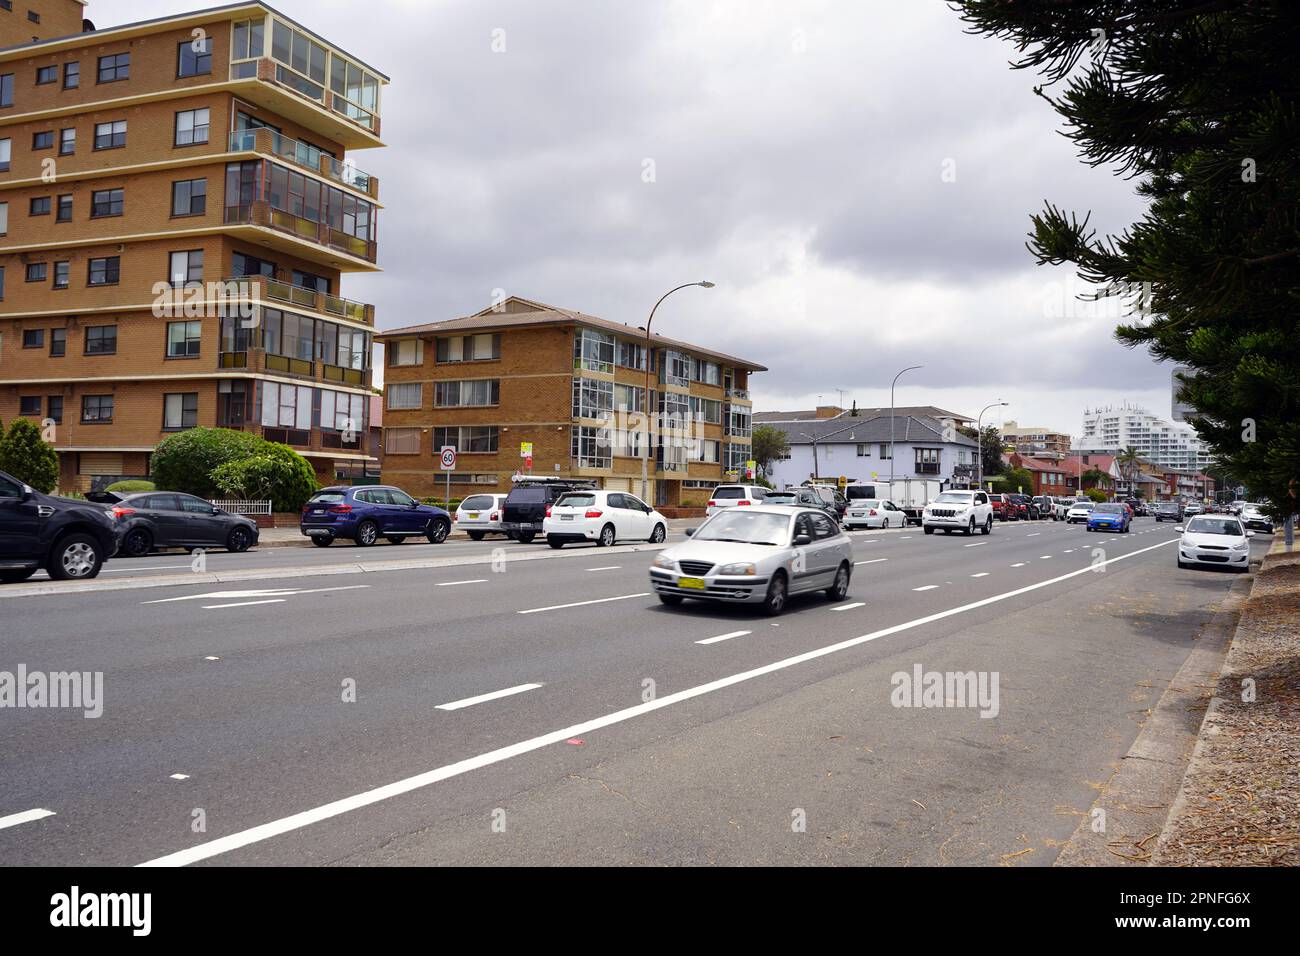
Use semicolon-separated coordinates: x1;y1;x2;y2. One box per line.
0;419;59;493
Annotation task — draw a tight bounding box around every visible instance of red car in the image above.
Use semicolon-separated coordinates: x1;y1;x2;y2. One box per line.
988;494;1008;520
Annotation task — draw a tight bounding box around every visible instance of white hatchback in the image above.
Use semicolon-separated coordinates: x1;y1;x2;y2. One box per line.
544;490;669;548
1178;515;1253;572
454;493;508;540
843;498;906;529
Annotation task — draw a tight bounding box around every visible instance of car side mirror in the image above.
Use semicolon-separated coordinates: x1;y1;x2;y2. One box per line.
1246;530;1256;537
1175;525;1184;532
211;506;222;515
20;485;35;501
794;533;813;546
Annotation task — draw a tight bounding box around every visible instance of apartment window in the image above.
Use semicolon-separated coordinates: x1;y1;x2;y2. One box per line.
231;19;266;61
915;447;941;475
168;249;203;286
90;188;124;218
171;178;206;216
433;426;498;454
726;405;752;438
49;328;65;355
231;250;275;278
163;393;199;430
25;262;46;282
97;53;130;83
572;377;614;420
689;395;722;424
87;257;120;286
386;382;422;410
436;333;500;363
878;444;892;460
271;19;328;88
26;10;38;23
573;328;614;374
0;74;13;108
0;138;9;172
177;38;213;78
22;329;43;348
292;269;329;293
174;108;210;146
320;390;364;433
259;382;312;430
36;65;57;85
0;266;4;299
434;380;500;408
615;383;645;414
55;195;71;221
81;395;113;423
572;426;612;469
693;439;721;464
662;350;691;388
93;120;126;150
63;62;79;89
32;130;53;150
29;196;50;216
617;340;648;371
19;396;41;416
387;338;423;367
52;261;69;289
167;320;202;357
84;325;117;355
692;358;721;385
384;427;421;455
58;128;74;155
47;395;63;423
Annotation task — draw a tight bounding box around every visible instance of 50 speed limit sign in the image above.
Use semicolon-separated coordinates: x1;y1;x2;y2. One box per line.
440;446;457;471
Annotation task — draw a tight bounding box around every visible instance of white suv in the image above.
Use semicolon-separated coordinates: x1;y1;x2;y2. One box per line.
922;490;993;536
544;490;668;548
706;484;769;517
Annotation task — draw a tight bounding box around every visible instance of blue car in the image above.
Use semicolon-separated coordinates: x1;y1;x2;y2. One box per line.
300;485;451;547
1086;502;1130;533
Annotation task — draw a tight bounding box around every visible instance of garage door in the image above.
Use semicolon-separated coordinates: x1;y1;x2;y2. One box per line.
603;477;631;492
79;453;124;476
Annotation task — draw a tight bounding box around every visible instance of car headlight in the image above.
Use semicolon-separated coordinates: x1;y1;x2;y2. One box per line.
1232;541;1250;551
653;554;677;570
718;562;757;576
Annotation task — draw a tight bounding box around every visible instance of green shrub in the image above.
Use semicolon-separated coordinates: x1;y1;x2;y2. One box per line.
105;479;156;493
0;419;59;493
151;428;264;498
210;443;318;512
1084;488;1108;503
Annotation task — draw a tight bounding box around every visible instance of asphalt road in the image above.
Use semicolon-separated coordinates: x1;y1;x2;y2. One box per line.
0;517;1263;866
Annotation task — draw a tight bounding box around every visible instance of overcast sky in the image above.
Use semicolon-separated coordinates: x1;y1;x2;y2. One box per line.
103;0;1184;435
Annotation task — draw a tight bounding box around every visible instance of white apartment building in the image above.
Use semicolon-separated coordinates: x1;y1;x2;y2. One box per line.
1076;403;1210;471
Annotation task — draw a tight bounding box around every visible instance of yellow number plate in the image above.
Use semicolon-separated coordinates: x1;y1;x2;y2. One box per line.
678;577;707;590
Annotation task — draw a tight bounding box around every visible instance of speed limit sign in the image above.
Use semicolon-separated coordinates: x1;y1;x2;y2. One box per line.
440;446;457;471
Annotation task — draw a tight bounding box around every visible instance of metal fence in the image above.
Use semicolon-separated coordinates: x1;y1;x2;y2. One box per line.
210;499;272;515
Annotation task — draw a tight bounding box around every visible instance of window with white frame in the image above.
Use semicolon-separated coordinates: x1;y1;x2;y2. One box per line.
572;377;613;420
572;426;611;468
320;390;365;433
386;382;422;410
690;395;722;424
573;328;614;374
436;333;499;362
387;338;423;366
435;379;499;407
260;381;313;430
692;439;721;463
662;350;690;387
433;426;498;453
384;427;421;455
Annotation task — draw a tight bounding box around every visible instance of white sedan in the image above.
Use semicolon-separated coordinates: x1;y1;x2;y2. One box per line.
454;493;508;540
544;490;669;548
843;498;906;529
1065;502;1095;524
1177;515;1254;572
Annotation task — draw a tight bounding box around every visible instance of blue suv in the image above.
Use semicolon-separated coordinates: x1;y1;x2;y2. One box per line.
301;485;451;547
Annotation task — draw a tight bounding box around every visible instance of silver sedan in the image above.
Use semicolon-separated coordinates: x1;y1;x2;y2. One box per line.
649;505;854;615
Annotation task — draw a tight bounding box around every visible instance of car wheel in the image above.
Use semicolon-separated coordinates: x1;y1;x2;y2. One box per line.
425;520;450;545
226;526;253;553
355;521;379;547
882;518;890;529
762;571;788;616
516;532;536;544
982;516;992;535
825;562;851;601
0;568;37;584
597;524;616;548
658;592;684;606
547;536;565;550
924;526;934;535
468;531;486;541
965;518;975;536
385;536;405;545
648;523;666;544
47;534;104;581
311;536;333;547
121;528;153;558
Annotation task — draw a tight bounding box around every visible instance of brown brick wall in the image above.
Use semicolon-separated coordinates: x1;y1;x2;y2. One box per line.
0;1;86;49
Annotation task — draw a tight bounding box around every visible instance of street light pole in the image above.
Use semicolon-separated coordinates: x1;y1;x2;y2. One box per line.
640;281;714;504
889;365;923;491
976;400;1009;489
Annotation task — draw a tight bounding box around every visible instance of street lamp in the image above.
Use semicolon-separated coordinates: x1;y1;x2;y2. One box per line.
889;365;923;489
640;281;714;503
976;401;1009;489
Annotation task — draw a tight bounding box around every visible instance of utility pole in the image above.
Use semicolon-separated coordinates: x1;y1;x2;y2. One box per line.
889;365;923;490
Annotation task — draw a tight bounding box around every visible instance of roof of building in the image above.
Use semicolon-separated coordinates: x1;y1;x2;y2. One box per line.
755;404;974;425
765;414;977;447
378;296;767;371
1010;454;1069;473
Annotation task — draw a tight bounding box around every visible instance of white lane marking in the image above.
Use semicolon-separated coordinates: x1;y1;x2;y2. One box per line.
517;593;650;615
964;542;986;548
913;585;939;592
696;630;752;645
435;683;543;711
435;579;487;587
1064;549;1074;553
899;536;913;540
0;808;55;830
585;566;622;572
1011;562;1026;567
136;537;1180;868
170;774;190;780
202;599;286;610
855;558;887;565
1040;555;1052;559
204;656;220;661
144;585;369;605
832;602;865;611
970;572;989;578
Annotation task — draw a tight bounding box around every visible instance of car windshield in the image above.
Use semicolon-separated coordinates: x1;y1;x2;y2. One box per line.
934;493;973;504
1094;504;1124;513
1071;502;1095;510
1186;517;1244;536
556;493;596;508
695;510;790;545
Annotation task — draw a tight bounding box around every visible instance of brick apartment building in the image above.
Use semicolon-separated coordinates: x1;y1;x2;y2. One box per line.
0;1;386;491
376;297;766;508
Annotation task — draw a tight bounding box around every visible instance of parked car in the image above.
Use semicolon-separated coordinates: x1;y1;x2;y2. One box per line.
650;505;852;615
1177;515;1253;572
922;490;993;536
705;484;770;517
768;487;840;523
1053;498;1074;521
1005;493;1035;520
301;485;451;547
501;476;596;543
0;470;120;582
987;493;1008;521
804;483;848;519
107;492;259;556
1086;502;1131;533
1126;499;1148;517
544;490;667;548
1065;501;1096;524
842;498;907;529
1240;505;1275;534
454;493;508;541
1153;500;1183;522
1031;496;1056;520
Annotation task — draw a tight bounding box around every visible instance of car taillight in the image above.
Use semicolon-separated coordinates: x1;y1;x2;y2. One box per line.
490;512;499;521
585;510;603;518
868;509;878;516
545;507;552;518
738;500;751;506
110;506;134;519
452;514;458;521
328;504;352;514
707;500;716;507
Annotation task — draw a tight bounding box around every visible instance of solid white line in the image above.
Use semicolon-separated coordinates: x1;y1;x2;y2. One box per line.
696;630;752;645
913;585;939;592
517;593;650;615
435;683;543;711
855;558;887;565
136;537;1178;867
0;808;55;831
970;572;989;578
435;579;487;587
201;599;286;609
103;565;191;573
585;566;622;572
832;602;865;611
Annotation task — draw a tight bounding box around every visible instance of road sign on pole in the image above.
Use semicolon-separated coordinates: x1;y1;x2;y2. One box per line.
440;446;457;514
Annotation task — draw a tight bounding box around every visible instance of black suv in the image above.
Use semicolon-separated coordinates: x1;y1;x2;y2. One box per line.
502;478;597;543
0;470;120;583
1153;501;1183;522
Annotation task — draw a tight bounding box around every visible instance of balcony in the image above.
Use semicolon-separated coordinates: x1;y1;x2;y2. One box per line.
229;129;379;200
224;202;378;270
222;423;368;457
230;58;382;148
217;350;369;387
222;275;374;327
725;387;751;402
